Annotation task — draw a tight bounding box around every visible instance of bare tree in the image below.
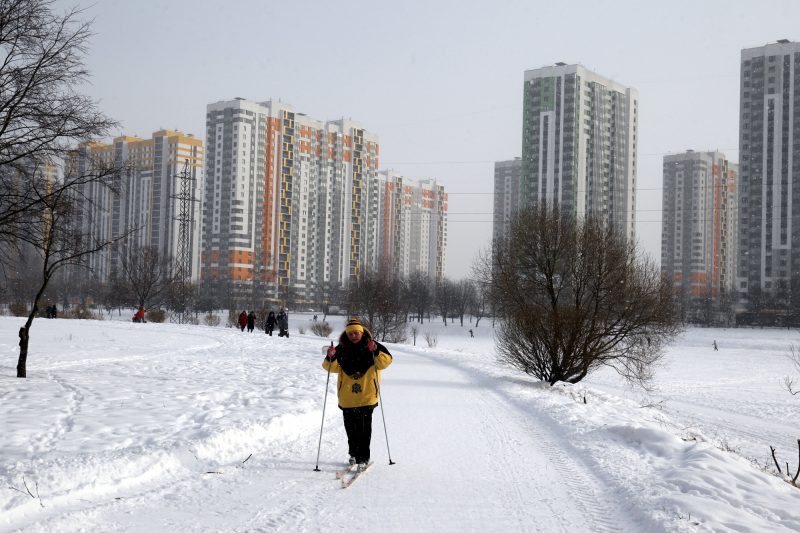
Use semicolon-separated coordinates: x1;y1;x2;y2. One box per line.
314;280;344;321
118;244;174;310
100;277;126;318
405;271;433;323
478;207;680;387
347;267;407;342
452;279;476;327
469;279;490;327
15;157;124;377
435;278;456;326
0;2;120;375
0;0;117;267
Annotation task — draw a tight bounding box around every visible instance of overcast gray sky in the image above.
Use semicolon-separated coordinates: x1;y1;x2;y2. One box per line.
69;0;800;278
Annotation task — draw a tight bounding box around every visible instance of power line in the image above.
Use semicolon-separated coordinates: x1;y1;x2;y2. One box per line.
382;148;740;167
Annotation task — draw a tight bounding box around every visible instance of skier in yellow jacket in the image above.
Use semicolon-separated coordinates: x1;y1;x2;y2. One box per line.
323;317;392;471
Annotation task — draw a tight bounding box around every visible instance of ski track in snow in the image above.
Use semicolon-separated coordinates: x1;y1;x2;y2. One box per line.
411;350;643;533
1;321;647;532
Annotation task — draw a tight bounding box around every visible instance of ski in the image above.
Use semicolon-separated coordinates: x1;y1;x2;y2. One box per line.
341;462;373;488
335;464;356;480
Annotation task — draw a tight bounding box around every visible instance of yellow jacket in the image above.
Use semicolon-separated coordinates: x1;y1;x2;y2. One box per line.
322;337;392;409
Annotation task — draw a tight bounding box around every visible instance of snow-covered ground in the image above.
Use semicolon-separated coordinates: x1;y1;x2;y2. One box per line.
1;314;799;532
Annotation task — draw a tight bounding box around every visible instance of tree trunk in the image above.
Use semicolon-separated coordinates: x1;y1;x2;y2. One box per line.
17;326;29;378
17;269;51;377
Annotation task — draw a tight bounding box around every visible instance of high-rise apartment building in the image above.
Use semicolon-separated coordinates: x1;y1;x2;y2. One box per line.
737;40;800;304
661;151;737;310
201;98;448;306
69;131;204;281
376;171;447;280
492;158;522;245
202;98;384;304
521;63;638;241
68;141;115;280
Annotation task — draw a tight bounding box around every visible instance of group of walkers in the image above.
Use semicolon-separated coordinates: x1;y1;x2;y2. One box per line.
237;309;289;337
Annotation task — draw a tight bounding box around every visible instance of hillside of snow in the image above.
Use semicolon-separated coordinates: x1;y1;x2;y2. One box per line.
1;315;799;532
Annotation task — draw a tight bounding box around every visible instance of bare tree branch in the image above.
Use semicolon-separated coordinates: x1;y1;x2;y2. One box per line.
785;345;800;396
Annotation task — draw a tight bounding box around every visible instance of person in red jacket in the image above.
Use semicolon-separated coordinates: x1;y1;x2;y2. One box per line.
323;317;392;471
238;310;248;332
132;306;145;323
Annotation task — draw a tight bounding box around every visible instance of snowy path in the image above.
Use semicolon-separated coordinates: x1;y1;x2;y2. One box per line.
346;349;638;532
2;323;641;532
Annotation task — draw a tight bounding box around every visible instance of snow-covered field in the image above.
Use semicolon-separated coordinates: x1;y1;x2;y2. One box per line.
1;314;799;532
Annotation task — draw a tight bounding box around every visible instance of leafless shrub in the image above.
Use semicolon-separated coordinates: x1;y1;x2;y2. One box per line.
203;312;221;327
146;309;166;323
298;325;306;335
310;321;333;337
8;476;43;508
477;207;680;387
227;309;238;328
9;302;28;317
61;303;99;320
769;441;800;487
424;332;438;347
785;345;800;396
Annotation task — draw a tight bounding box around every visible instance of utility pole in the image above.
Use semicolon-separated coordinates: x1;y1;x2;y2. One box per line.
170;159;198;324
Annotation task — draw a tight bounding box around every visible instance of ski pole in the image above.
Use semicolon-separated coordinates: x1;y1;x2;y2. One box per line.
314;341;334;472
372;346;395;465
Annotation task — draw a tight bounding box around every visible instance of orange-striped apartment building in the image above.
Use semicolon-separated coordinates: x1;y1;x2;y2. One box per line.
376;171;447;281
69;130;204;281
661;151;738;309
201;98;383;304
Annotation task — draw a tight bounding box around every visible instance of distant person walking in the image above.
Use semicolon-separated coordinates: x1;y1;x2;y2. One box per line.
265;311;276;336
277;309;289;338
247;311;256;333
713;340;718;351
238;310;248;332
469;329;474;338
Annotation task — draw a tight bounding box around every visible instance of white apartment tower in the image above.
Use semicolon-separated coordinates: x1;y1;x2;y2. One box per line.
737;40;800;306
522;63;638;241
376;170;447;280
492;158;522;246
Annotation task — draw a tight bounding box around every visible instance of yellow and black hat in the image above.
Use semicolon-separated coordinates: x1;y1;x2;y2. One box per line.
345;317;364;334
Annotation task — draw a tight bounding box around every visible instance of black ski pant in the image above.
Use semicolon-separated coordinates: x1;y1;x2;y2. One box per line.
342;405;375;464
